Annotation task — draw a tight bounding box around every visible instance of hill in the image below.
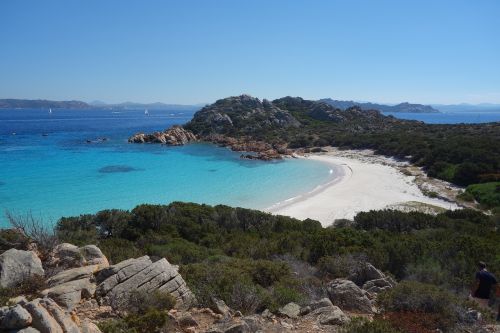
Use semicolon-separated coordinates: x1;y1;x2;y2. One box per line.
0;99;90;109
319;98;440;113
184;95;500;186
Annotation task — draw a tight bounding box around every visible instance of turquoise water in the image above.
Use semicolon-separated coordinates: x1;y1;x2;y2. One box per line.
0;109;334;227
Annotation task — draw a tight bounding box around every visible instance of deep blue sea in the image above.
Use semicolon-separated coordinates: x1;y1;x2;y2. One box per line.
0;109;335;227
383;111;500;124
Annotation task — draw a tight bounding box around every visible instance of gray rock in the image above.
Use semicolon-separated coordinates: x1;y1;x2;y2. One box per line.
224;322;250;333
299;305;311;316
327;279;375;313
0;249;44;288
309;298;334;311
260;309;272;319
96;256;194;309
47;265;98;287
14;328;41;333
211;297;231;317
49;243;108;270
78;246;108;268
41;278;96;310
278;302;301;319
362;277;395;294
39;298;80;333
348;263;385;285
315;305;350;326
0;304;32;329
81;319;103;333
24;299;63;333
242;315;262;332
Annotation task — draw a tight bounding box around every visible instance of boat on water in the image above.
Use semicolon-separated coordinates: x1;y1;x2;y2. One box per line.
144;109;149;116
49;108;52;114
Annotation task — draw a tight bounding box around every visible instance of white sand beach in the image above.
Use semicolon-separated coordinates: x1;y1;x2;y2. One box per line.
266;150;459;227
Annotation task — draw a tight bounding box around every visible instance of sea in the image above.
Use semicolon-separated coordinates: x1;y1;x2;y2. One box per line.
1;108;499;228
0;109;335;227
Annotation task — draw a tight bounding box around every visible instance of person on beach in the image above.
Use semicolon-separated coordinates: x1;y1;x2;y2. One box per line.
470;261;499;320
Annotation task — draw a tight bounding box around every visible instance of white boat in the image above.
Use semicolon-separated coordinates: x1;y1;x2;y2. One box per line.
144;109;149;116
49;108;52;114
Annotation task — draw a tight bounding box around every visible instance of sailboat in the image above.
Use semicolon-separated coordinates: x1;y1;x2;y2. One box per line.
144;109;149;116
49;108;52;114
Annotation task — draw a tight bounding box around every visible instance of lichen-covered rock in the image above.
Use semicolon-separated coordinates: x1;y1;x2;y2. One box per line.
278;302;301;319
39;298;80;333
0;249;44;288
96;256;194;309
327;279;375;313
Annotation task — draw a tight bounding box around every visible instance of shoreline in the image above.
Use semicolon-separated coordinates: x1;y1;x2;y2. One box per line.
266;148;460;226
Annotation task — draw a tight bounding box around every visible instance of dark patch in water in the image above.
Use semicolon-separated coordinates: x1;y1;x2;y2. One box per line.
0;181;5;186
208;169;217;172
98;165;144;173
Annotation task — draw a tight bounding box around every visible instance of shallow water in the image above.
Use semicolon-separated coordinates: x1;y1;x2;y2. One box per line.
0;109;334;227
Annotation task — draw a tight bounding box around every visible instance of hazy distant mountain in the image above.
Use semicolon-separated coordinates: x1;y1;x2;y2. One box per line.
320;98;440;113
89;101;201;111
0;99;90;109
0;98;202;111
431;103;500;112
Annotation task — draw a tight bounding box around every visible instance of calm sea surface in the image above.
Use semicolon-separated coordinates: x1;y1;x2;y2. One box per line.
383;111;500;124
0;109;335;227
1;108;499;227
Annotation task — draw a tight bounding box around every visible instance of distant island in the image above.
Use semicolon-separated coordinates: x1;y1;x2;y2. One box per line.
0;98;201;111
130;94;499;188
319;98;440;113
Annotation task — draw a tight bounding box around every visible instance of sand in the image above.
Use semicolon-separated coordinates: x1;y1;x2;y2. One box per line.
266;150;459;227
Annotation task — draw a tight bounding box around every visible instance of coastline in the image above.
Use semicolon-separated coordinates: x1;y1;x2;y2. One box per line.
266;148;460;227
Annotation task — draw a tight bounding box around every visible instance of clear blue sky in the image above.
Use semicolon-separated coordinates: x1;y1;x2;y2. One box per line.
0;0;499;104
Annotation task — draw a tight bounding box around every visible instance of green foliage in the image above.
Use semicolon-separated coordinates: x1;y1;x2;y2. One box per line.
465;182;500;208
180;256;300;313
126;290;176;315
378;281;463;331
341;318;402;333
0;275;47;306
98;309;170;333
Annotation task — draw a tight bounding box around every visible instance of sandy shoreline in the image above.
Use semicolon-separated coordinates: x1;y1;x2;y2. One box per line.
266;149;459;227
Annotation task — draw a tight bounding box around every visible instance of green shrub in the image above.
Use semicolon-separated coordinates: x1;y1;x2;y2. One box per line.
0;274;47;306
125;290;176;315
465;182;500;208
341;318;402;333
378;281;462;331
98;309;170;333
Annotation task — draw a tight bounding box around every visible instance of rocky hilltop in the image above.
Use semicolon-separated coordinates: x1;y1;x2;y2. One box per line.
129;94;401;160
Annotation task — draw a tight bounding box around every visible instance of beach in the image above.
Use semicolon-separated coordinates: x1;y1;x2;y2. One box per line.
266;149;460;226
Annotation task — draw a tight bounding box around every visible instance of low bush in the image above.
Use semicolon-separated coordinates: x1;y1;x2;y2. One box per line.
98;308;171;333
378;281;462;331
341;317;402;333
0;274;47;306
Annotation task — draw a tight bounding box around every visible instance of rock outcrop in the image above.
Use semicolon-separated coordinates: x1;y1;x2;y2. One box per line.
327;279;375;313
348;262;396;295
128;125;197;145
0;297;98;333
95;255;195;309
49;243;109;270
0;249;44;288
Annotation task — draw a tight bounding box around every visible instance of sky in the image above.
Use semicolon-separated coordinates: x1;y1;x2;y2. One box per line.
0;0;499;105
